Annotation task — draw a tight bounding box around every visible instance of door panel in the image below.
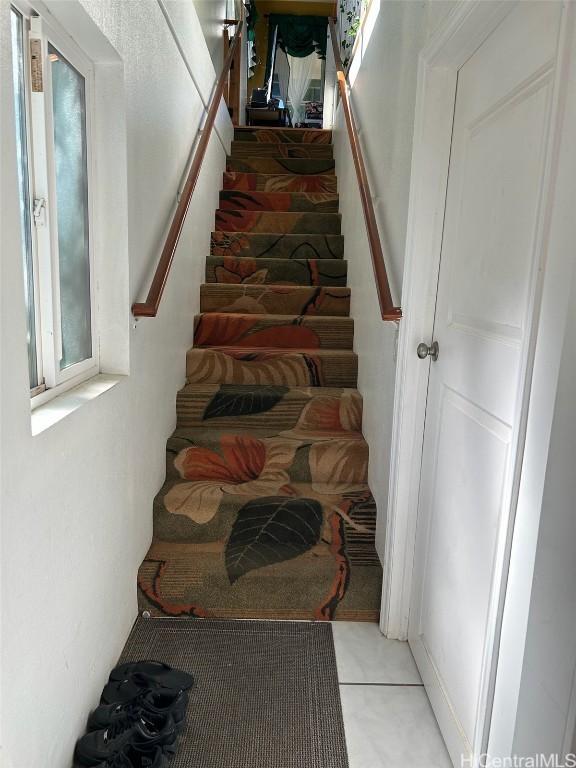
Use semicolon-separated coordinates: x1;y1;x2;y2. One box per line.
446;73;552;420
421;387;511;744
409;2;564;764
449;80;552;341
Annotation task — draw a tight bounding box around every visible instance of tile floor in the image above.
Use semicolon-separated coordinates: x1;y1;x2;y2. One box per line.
332;622;452;768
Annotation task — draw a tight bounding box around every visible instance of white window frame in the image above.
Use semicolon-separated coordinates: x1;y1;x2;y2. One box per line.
11;1;99;408
11;4;43;393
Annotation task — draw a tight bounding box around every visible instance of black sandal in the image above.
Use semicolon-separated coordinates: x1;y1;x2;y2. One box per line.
109;661;194;692
100;673;157;705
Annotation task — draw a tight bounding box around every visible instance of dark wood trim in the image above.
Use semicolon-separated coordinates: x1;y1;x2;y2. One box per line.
132;21;244;318
227;26;242;125
223;26;230;109
328;18;401;321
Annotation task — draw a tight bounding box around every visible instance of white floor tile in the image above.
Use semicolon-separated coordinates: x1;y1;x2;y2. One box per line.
332;622;421;684
340;685;452;768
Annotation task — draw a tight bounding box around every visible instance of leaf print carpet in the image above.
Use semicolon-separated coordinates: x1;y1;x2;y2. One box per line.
138;126;382;622
120;619;349;768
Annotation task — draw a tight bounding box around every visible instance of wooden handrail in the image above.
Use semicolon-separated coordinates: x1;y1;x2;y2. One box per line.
328;18;401;321
133;20;244;318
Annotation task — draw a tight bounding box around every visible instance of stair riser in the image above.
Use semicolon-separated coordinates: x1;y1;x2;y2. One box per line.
205;257;347;287
193;314;354;350
186;348;358;388
234;127;332;144
200;285;351;317
215;210;341;235
164;432;369;485
219;190;339;213
176;387;363;432
231;142;333;159
223;172;338;194
227;158;335;176
210;232;344;260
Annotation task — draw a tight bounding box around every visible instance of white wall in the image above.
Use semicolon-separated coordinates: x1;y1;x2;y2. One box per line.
0;1;232;766
332;0;437;558
511;263;576;757
193;0;234;75
193;1;247;124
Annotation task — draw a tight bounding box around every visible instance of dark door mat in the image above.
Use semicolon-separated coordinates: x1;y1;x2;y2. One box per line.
120;618;349;768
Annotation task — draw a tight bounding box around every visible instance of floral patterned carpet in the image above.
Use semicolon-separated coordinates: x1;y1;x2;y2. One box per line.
138;127;382;621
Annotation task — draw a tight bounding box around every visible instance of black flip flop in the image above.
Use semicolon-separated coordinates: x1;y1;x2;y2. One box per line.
100;673;157;705
109;661;194;692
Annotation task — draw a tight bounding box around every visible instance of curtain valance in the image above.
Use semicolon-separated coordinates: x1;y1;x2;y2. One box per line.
264;14;328;86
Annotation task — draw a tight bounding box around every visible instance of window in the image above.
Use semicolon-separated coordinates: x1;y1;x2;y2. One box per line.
271;74;281;100
10;5;97;402
304;79;323;103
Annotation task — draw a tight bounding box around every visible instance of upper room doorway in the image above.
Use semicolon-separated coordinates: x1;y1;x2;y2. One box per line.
270;49;325;127
244;1;333;128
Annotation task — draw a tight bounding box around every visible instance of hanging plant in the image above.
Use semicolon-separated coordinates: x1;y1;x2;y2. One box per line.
338;0;367;70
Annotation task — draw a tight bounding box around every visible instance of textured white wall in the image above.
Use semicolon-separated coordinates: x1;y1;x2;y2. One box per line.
0;2;231;766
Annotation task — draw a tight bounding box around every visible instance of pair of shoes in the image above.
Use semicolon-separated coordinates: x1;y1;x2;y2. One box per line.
75;660;194;767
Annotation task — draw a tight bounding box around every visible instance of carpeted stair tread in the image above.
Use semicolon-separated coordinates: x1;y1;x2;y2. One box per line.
166;425;368;474
170;416;365;449
223;172;338;194
193;313;354;349
186;347;358;387
152;479;375;522
231;141;333;159
226;157;336;176
158;472;372;500
199;284;351;316
138;532;380;622
234;126;332;143
155;425;370;536
211;231;344;260
219;190;339;213
176;384;363;430
151;475;374;543
205;257;347;286
215;210;341;235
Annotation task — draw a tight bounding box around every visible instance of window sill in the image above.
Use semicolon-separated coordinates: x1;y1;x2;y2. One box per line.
30;373;125;436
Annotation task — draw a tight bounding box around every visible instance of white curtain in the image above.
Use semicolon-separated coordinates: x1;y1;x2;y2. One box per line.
287;53;315;126
275;47;290;108
247;40;255;79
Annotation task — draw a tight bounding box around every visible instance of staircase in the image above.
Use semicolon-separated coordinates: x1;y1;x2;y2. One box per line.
138;127;382;621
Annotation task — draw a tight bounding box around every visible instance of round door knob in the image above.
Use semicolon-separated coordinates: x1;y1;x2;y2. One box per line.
417;341;439;361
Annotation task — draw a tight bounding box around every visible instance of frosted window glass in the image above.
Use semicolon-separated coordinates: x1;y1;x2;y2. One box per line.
49;44;92;370
11;8;38;388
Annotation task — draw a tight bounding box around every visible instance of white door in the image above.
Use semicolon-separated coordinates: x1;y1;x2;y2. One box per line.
409;3;566;765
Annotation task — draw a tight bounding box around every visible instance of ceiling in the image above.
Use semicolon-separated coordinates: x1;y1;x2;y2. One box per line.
253;0;335;15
